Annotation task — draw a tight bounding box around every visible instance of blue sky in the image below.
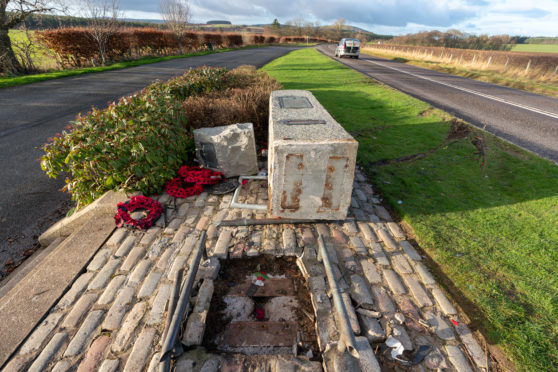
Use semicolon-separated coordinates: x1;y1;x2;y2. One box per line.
119;0;558;36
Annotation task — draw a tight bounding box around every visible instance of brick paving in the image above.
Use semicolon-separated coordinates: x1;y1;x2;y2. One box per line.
1;168;488;372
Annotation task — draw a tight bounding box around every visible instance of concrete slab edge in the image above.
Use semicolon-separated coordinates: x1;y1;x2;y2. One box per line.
38;191;128;247
0;212;117;367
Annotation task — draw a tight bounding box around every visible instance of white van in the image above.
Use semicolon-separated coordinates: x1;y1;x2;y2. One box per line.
335;38;361;59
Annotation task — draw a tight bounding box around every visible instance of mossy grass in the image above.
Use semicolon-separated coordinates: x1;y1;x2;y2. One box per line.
262;48;558;371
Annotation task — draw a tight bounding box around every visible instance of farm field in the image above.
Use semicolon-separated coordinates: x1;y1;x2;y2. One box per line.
263;48;558;371
511;43;558;53
363;44;558;98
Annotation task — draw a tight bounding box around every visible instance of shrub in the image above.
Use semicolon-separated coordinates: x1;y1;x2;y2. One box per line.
182;66;281;145
41;67;229;208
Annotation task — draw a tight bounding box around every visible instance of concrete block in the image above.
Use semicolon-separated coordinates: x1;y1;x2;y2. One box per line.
268;90;358;220
194;123;258;178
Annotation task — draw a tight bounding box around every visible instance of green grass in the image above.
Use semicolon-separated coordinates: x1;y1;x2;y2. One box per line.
262;48;558;371
511;44;558;53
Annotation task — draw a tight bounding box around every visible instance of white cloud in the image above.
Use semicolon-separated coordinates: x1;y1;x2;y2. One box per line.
115;0;558;36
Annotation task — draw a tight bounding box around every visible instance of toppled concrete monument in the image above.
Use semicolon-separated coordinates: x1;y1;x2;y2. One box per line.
194;123;259;178
268;90;358;220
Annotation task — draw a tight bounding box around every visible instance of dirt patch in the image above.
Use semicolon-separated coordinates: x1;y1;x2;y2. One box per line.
419;107;436;117
445;119;471;141
203;256;320;360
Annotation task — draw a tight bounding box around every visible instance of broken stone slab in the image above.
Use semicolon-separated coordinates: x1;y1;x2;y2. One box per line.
194;123;258;178
425;312;455;341
183;279;214;346
358;314;386;342
349;275;375;310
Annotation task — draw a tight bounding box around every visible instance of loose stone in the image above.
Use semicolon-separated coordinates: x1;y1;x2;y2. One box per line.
371;286;396;314
425;312;455;341
391;325;413;350
349;275;375;310
358;314;386;342
212;230;232;259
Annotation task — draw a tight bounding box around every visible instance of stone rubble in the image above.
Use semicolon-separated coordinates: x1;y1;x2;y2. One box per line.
2;168;487;372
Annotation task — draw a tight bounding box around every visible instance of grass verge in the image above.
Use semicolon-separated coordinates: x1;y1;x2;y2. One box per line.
262;48;558;371
361;48;558;98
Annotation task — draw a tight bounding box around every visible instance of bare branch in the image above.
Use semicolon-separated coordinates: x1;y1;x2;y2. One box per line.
160;0;190;53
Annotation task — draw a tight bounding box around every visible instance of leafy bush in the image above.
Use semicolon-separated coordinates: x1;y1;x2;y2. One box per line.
41;67;229;208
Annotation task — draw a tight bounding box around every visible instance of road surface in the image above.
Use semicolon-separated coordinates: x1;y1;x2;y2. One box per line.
318;44;558;164
0;46;298;280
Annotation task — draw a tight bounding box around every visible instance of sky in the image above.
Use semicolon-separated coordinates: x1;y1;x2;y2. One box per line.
118;0;558;37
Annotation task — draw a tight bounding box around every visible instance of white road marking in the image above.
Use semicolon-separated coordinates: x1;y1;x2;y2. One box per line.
363;58;558;120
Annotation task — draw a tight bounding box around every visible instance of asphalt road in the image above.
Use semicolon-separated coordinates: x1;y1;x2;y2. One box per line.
318;44;558;164
0;46;298;280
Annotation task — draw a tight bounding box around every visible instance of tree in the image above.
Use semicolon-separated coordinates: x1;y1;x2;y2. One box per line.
333;18;345;40
81;0;121;66
291;16;304;36
160;0;191;54
0;0;60;75
271;18;280;35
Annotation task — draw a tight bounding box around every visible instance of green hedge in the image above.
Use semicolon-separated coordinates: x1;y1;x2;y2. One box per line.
41;67;228;208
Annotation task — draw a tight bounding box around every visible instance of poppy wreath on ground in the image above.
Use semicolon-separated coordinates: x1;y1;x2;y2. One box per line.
165;165;224;199
165;176;204;198
114;195;164;230
177;165;224;185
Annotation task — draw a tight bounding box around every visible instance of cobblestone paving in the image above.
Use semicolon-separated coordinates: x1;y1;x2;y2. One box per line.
2;169;488;372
